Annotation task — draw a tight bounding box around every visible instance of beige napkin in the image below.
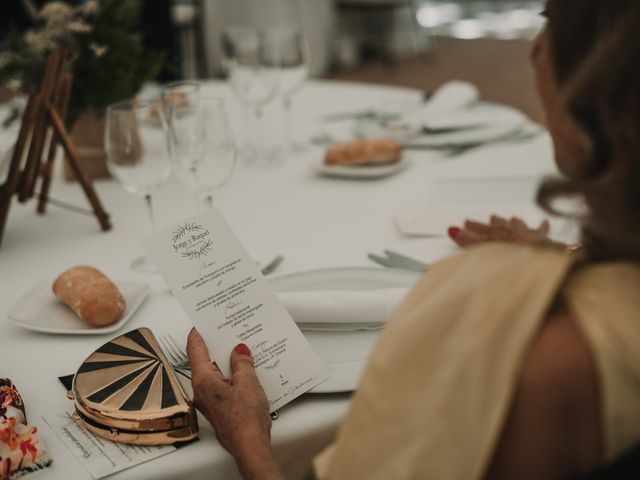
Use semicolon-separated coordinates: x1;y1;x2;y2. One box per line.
277;288;408;332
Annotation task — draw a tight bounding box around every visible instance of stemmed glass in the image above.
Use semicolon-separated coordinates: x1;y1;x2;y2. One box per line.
160;81;201;115
263;28;310;152
165;96;236;209
221;27;278;164
105;98;172;272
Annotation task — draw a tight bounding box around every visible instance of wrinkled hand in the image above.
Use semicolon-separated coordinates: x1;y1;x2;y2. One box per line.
449;215;556;248
187;329;272;459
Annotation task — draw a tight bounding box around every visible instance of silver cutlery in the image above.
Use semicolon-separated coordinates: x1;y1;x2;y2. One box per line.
383;250;429;272
159;334;191;380
260;255;284;276
368;250;428;273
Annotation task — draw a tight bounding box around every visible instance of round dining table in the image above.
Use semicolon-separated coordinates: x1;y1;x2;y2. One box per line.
0;80;558;479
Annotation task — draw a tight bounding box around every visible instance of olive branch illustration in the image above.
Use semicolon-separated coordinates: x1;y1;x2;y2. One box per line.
171;223;205;243
181;239;213;260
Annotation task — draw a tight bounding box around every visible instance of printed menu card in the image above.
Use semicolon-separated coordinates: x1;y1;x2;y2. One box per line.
143;208;329;411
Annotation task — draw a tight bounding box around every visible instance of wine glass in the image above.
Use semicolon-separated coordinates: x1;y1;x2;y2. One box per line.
105;98;172;272
160;81;201;115
263;28;310;152
166;96;236;209
221;27;278;164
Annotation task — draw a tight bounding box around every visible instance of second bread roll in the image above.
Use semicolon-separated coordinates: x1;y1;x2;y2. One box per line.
324;138;403;166
52;266;126;327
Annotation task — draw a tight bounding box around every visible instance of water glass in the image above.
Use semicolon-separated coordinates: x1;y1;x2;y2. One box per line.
263;28;310;152
221;27;278;164
105;98;172;271
166;97;236;209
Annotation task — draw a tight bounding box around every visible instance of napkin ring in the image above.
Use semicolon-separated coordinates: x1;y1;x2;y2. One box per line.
68;327;198;445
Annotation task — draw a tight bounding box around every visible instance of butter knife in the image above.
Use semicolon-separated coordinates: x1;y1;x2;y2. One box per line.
383;250;429;272
367;253;427;273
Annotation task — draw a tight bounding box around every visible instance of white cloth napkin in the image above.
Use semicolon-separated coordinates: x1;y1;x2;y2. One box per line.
277;288;408;332
387;80;480;135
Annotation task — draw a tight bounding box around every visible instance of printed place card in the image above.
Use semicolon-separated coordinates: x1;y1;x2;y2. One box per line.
44;412;175;479
143;208;329;411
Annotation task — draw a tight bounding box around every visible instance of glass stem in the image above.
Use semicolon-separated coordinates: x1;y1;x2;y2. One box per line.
253;106;264;161
203;194;213;209
144;193;155;232
283;96;293;151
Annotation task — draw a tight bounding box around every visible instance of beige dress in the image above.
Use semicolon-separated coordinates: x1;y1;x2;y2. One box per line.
313;243;640;480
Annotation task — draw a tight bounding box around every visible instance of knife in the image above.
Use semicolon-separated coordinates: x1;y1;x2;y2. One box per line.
367;253;400;270
383;250;429;272
368;252;427;273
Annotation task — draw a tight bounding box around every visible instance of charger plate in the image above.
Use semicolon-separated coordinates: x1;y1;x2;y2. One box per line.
269;267;421;393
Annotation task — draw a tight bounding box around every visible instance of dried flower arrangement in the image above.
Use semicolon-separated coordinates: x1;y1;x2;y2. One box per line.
0;0;164;128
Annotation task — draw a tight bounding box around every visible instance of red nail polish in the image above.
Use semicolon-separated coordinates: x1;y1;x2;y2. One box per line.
448;227;461;238
233;343;251;357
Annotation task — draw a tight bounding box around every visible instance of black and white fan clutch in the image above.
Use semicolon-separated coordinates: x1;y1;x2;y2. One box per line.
69;327;198;445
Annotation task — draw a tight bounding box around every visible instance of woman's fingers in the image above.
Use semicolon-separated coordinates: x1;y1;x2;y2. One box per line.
509;216;528;230
464;219;491;234
490;215;509;227
187;328;211;367
537;219;550;235
450;227;488;247
451;214;552;247
187;328;228;382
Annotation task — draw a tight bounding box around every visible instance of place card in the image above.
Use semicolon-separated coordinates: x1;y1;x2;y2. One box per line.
143;208;329;411
43;412;175;479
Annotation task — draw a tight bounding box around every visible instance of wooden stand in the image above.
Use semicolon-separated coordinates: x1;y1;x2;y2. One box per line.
0;49;111;247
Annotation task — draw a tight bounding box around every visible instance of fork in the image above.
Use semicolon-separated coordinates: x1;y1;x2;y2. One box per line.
159;334;280;420
159;335;191;380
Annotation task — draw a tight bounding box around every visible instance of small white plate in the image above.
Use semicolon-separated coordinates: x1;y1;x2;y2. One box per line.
315;158;409;180
354;103;529;148
269;267;421;393
8;278;149;335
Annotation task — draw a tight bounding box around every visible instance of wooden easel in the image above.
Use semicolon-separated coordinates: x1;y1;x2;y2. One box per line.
0;49;111;247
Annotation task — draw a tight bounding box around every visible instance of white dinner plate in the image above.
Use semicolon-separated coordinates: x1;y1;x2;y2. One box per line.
269;267;421;393
314;158;409;179
8;278;149;335
354;103;529;148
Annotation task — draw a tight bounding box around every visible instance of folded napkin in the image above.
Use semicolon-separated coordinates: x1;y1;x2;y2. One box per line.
277;288;408;332
0;379;52;479
387;80;480;136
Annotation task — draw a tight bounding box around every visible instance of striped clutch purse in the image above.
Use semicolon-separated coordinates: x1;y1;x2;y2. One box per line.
68;327;198;445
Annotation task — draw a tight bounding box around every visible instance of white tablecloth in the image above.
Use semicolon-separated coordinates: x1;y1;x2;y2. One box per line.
0;80;557;479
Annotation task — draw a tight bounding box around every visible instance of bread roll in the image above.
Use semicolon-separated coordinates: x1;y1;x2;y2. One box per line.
324;138;403;166
53;266;126;327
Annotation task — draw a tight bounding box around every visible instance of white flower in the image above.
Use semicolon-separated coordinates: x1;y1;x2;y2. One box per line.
24;30;57;52
6;79;22;93
40;2;73;25
89;42;108;57
81;0;99;15
68;20;92;33
0;52;13;69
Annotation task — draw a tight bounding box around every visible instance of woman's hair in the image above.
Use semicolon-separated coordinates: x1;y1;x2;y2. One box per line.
537;0;640;260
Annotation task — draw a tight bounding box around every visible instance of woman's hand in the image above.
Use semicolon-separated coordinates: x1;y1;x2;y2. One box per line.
448;215;561;248
187;329;283;480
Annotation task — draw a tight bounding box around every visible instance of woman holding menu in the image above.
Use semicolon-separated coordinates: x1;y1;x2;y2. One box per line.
188;1;640;478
